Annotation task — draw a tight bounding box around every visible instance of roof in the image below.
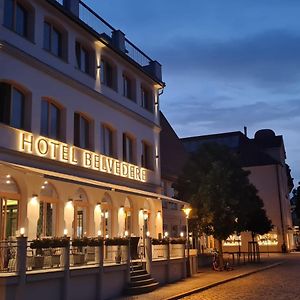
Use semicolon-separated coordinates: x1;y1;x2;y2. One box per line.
160;113;188;181
181;130;283;168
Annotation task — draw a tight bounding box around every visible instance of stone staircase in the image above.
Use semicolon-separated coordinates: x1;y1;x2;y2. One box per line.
124;262;159;295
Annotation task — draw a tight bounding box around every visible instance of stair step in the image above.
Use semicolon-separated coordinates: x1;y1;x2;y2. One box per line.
130;269;148;276
125;282;159;295
129;278;156;287
130;265;143;271
130;273;151;282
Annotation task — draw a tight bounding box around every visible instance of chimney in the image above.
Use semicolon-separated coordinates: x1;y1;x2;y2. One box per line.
112;30;126;53
63;0;79;17
244;126;248;137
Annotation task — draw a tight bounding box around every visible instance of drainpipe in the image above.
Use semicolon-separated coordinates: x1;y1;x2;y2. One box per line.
276;164;286;251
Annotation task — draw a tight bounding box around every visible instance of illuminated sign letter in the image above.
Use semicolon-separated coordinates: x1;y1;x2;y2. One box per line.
21;133;33;153
84;152;92;167
61;145;69;161
37;138;49;156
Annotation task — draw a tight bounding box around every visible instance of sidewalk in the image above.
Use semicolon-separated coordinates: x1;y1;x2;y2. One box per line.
115;254;285;300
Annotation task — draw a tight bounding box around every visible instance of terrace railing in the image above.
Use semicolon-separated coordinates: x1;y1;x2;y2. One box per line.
52;0;154;68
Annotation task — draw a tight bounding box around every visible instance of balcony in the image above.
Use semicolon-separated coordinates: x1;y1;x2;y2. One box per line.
50;0;163;83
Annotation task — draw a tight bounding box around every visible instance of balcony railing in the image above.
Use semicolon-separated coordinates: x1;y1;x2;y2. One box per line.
52;0;154;69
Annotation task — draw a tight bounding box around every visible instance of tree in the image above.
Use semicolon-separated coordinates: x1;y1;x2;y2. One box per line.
175;142;272;267
291;183;300;222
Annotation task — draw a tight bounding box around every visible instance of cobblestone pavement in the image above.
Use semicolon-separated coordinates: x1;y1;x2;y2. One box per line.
115;253;291;300
183;253;300;300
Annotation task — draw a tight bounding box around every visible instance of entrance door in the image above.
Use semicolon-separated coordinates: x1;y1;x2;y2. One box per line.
0;198;18;240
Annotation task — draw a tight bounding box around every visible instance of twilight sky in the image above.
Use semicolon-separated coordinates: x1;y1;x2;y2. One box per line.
85;0;300;185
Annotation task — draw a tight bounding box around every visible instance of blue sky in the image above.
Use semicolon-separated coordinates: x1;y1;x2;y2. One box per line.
85;0;300;185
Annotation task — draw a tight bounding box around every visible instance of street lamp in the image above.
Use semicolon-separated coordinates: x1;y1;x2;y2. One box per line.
183;207;192;277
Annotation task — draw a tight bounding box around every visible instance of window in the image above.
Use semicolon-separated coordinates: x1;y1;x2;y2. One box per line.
101;125;114;157
41;100;61;140
100;59;114;89
123;133;134;163
75;41;89;74
141;86;153;112
123;74;135;100
141;141;153;169
74;113;90;149
4;0;30;39
44;21;63;58
0;82;25;129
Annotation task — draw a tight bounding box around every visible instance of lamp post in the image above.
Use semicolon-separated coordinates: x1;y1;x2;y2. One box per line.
183;207;192;277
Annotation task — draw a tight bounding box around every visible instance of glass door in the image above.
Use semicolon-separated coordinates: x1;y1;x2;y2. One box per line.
1;198;18;240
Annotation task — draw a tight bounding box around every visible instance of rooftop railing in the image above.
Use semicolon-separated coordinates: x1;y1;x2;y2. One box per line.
53;0;154;69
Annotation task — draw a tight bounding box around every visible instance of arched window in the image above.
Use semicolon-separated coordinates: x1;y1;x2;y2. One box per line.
37;182;58;237
73;188;88;238
4;0;34;41
0;175;20;240
0;82;27;130
41;99;62;140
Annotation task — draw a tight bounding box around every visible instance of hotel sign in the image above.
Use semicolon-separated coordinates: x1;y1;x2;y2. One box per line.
19;132;147;182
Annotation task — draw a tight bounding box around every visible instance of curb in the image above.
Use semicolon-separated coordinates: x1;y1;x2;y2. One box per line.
164;261;284;300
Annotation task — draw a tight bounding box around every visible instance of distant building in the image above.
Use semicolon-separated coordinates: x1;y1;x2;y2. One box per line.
182;129;294;252
160;113;188;237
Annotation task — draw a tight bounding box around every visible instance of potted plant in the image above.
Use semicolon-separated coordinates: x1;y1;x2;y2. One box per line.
105;237;129;246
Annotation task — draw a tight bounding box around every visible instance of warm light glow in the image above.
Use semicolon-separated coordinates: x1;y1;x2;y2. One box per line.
66;200;73;208
146;231;150;237
183;207;192;218
6;180;11;184
95;203;101;213
97;230;102;236
44;181;48;185
104;211;109;219
63;229;68;236
105;234;109;239
164;232;169;237
20;227;25;236
41;185;45;189
143;212;148;220
6;175;11;178
31;195;38;205
157;211;161;217
18;132;147;182
125;230;129;237
180;232;184;237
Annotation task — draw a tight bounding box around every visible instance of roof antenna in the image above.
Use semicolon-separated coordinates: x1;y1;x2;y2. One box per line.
244;126;247;137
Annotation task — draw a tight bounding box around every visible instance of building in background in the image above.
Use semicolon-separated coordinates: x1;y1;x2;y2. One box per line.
182;129;294;252
160;112;188;238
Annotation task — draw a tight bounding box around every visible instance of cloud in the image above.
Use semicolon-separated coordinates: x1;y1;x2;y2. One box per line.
163;97;300;134
156;30;300;90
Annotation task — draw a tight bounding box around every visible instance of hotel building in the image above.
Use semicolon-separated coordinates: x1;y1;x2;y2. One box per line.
0;0;170;243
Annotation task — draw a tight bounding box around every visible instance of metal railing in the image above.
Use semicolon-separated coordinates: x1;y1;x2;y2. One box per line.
103;245;128;265
152;244;168;260
52;0;153;68
0;240;18;273
170;244;184;259
26;241;64;271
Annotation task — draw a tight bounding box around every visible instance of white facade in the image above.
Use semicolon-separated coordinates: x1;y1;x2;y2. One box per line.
0;0;175;241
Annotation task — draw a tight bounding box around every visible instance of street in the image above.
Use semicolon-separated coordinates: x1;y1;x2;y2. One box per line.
183;253;300;300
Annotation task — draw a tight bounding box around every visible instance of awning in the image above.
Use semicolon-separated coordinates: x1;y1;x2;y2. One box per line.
1;161;188;205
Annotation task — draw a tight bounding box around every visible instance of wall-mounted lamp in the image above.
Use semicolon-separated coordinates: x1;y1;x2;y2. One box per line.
97;230;102;237
20;227;25;237
63;229;68;236
180;232;184;238
164;232;169;238
146;231;150;237
124;230;129;237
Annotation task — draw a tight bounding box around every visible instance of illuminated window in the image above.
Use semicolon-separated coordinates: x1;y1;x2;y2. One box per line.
101;125;114;157
257;233;278;246
123;133;134;163
0;82;26;129
141;141;153;169
44;21;64;58
41;99;61;140
223;234;241;246
141;86;153;112
74;113;90;150
4;0;33;40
